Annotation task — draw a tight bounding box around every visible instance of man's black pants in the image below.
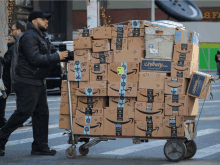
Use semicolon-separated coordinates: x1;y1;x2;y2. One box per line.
0;80;49;150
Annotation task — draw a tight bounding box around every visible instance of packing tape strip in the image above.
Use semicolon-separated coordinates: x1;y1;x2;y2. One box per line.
74;61;81;81
85;88;93;96
118;62;127;107
84;126;90;135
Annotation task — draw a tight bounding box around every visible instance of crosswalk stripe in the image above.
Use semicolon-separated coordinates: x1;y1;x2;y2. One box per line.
101;129;220;155
193;144;220;159
6;99;60;104
199;100;220;103
11;124;59;135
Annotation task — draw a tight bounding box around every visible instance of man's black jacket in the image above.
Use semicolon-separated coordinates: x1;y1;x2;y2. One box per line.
15;22;60;86
0;42;14;87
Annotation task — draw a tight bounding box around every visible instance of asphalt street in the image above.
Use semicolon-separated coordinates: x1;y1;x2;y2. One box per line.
1;72;220;165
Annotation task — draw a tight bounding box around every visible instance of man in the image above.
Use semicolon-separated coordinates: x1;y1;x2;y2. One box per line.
0;10;68;156
0;21;26;129
215;50;220;78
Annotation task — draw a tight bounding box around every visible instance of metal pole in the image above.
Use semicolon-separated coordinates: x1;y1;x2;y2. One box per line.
208;42;210;70
151;0;155;21
97;0;100;26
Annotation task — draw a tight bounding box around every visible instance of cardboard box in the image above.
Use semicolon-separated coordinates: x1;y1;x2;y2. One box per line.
73;37;92;49
76;88;107;96
139;72;166;89
112;25;128;38
109;97;136;108
77;29;93;37
68;61;90;81
187;71;212;99
164;95;198;116
140;59;171;73
77;96;107;108
108;62;139;82
73;115;103;135
145;27;175;59
104;107;135;136
135;102;165;122
164;77;189;95
128;20;146;29
61;81;79;92
113;50;144;62
60;92;77;104
76;108;104;116
93;27;112;39
163;116;185;137
74;49;92;61
185;116;195;133
175;30;199;46
128;28;145;37
60;103;77;115
135;121;163;137
59;114;72;129
91;51;113;63
173;42;199;62
127;37;145;50
111;38;128;50
108;82;138;97
90;63;108;81
171;60;199;78
92;39;111;52
79;81;107;88
137;89;164;103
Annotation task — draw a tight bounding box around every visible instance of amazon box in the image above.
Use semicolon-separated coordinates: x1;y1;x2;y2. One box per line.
61;80;79;92
139;72;166;89
90;63;108;81
187;71;212;99
171;60;198;78
93;27;112;39
127;37;145;50
79;81;107;88
77;96;107;108
72;115;103;135
165;77;189;95
109;97;136;108
175;30;199;46
92;39;111;52
135;121;163;137
76;108;103;116
104;107;135;136
137;89;164;103
60;92;77;104
128;28;145;37
108;82;138;97
73;37;92;49
111;38;128;50
91;51;113;64
163;116;184;137
135;102;164;122
173;42;199;63
112;25;128;38
68;61;90;81
108;62;139;82
74;49;92;61
76;88;107;96
77;29;93;37
59;114;73;129
60;103;77;115
113;50;144;63
164;95;198;116
128;20;146;29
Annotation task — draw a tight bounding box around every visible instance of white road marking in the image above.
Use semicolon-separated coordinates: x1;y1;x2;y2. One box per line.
6;99;60;104
199;100;220;103
193;144;220;159
101;129;220;155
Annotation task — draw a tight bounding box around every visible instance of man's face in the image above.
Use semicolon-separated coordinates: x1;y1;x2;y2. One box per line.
35;18;49;32
11;24;21;38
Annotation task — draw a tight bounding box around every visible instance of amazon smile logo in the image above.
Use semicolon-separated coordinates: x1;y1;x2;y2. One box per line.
76;108;98;115
137;126;159;132
106;118;134;125
110;87;132;92
110;69;137;75
75;122;102;129
135;108;163;115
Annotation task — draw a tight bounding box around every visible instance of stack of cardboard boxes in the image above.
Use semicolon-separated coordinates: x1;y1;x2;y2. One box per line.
59;20;211;138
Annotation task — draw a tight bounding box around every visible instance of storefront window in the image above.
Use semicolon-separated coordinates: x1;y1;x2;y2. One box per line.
15;0;32;7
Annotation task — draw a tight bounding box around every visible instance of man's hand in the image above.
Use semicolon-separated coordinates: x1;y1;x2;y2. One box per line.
57;51;68;60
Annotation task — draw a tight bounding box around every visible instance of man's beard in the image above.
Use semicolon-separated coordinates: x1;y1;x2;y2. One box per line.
39;26;48;32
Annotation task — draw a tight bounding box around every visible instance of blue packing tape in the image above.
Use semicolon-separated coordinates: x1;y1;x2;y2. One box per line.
85;88;93;96
118;62;127;107
84;126;90;135
74;61;81;81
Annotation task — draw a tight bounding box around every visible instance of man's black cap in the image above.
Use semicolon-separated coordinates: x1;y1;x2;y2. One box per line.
28;10;51;22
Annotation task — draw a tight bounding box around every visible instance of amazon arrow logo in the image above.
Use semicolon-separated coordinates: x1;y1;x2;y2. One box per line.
106;118;134;125
111;99;130;104
79;99;98;105
76;108;98;115
77;89;100;95
91;71;105;74
173;67;188;71
70;69;86;72
165;124;182;129
139;92;159;98
167;84;182;88
110;69;137;75
135;108;164;115
167;103;184;107
110;87;132;92
75;122;102;128
137;126;159;132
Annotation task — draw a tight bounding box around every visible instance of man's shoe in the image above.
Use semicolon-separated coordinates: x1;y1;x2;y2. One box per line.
25;121;32;126
31;148;57;156
0;149;5;156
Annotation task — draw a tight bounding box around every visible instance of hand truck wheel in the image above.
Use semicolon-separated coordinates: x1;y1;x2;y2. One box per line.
79;144;89;156
164;139;187;162
65;145;77;158
184;140;197;159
